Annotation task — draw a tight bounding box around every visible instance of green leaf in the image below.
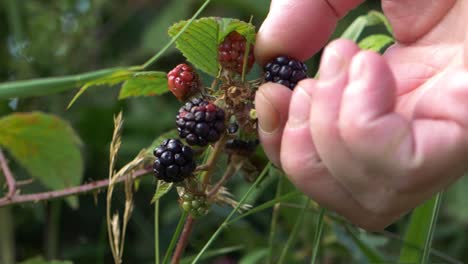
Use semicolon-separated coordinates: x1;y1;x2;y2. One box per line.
151;181;173;204
119;71;168;99
0;67;128;99
67;69;135;109
168;17;219;76
341;16;368;42
218;18;256;44
345;227;386;263
19;256;72;264
399;195;440;263
239;248;269;264
367;11;393;34
359;34;394;53
0;112;83;208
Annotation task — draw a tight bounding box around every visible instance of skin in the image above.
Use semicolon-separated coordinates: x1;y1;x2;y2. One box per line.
254;0;468;231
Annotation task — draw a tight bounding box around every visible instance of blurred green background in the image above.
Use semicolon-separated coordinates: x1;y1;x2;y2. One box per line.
1;0;467;263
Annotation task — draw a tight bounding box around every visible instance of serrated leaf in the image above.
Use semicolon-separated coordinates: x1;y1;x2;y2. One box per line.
168;17;219;76
19;256;73;264
67;69;135;108
359;34;394;53
151;180;173;204
218;18;256;44
0;112;83;208
118;71;168;99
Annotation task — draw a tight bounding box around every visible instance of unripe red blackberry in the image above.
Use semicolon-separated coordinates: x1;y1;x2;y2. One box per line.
167;64;200;101
218;31;255;74
180;192;210;218
264;56;308;90
153;138;196;183
176;98;226;146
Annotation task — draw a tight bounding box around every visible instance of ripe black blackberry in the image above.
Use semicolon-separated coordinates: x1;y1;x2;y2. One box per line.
176;98;226;146
264;56;308;90
153;138;196;183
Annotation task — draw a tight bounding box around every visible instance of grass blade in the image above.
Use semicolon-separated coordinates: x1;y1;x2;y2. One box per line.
268;176;286;263
277;197;310;264
155;197;160;264
399;193;442;263
310;207;326;264
191;162;272;264
162;210;188;264
180;245;244;264
421;192;443;264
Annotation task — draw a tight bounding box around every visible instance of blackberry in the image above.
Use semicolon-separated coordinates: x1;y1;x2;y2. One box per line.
167;63;200;101
180;192;210;218
218;31;255;74
176;98;226;146
153;138;196;183
264;56;308;90
225;139;259;156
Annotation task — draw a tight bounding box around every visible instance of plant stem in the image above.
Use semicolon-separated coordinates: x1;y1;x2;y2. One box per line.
171;216;195;264
268;176;285;264
421;192;443;264
0;149;16;198
163;211;188;264
191;163;272;264
201;136;226;186
0;167;152;208
207;161;242;198
140;0;212;69
45;201;61;260
310;207;326;264
155;199;160;264
278;197;310;264
0;207;15;264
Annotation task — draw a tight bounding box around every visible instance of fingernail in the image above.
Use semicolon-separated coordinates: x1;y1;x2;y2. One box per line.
256;89;280;133
319;47;346;80
287;86;311;128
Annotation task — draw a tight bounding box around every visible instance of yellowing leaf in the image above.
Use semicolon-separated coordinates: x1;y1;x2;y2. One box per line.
0;112;83;208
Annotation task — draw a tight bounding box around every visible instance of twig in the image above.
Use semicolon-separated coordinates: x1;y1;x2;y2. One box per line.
201;136;226;186
0;149;16;199
207;161;243;198
0;167;152;208
171;215;195;264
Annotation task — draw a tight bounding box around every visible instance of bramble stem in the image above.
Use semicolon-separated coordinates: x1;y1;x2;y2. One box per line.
201;136;226;186
0;167;152;208
171;216;195;264
207;161;243;198
0;149;16;199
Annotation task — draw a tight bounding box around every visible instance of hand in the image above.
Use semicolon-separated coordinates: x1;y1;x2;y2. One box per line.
254;0;468;230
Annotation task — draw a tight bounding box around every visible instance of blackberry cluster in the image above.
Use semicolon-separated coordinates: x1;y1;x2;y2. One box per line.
176;98;226;146
180;192;210;218
153;139;196;183
218;31;255;74
225;139;259;156
264;56;308;90
167;64;200;101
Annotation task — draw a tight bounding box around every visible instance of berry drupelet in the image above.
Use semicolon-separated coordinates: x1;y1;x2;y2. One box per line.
218;31;255;74
176;98;226;146
153;138;196;183
264;56;308;90
167;63;200;101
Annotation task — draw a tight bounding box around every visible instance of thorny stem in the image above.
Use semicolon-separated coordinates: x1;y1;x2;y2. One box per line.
201;136;226;186
0;167;152;208
207;161;243;198
171;216;195;264
0;149;16;199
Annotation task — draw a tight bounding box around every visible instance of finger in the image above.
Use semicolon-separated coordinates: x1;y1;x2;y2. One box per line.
309;39;361;184
382;0;456;43
339;51;412;173
255;0;363;65
255;83;292;167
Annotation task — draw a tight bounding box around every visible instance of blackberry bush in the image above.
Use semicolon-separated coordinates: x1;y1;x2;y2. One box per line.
153;138;196;183
176;98;226;146
218;31;255;74
264;55;308;90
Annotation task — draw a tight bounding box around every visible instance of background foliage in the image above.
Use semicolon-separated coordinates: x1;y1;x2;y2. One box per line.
0;0;467;263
